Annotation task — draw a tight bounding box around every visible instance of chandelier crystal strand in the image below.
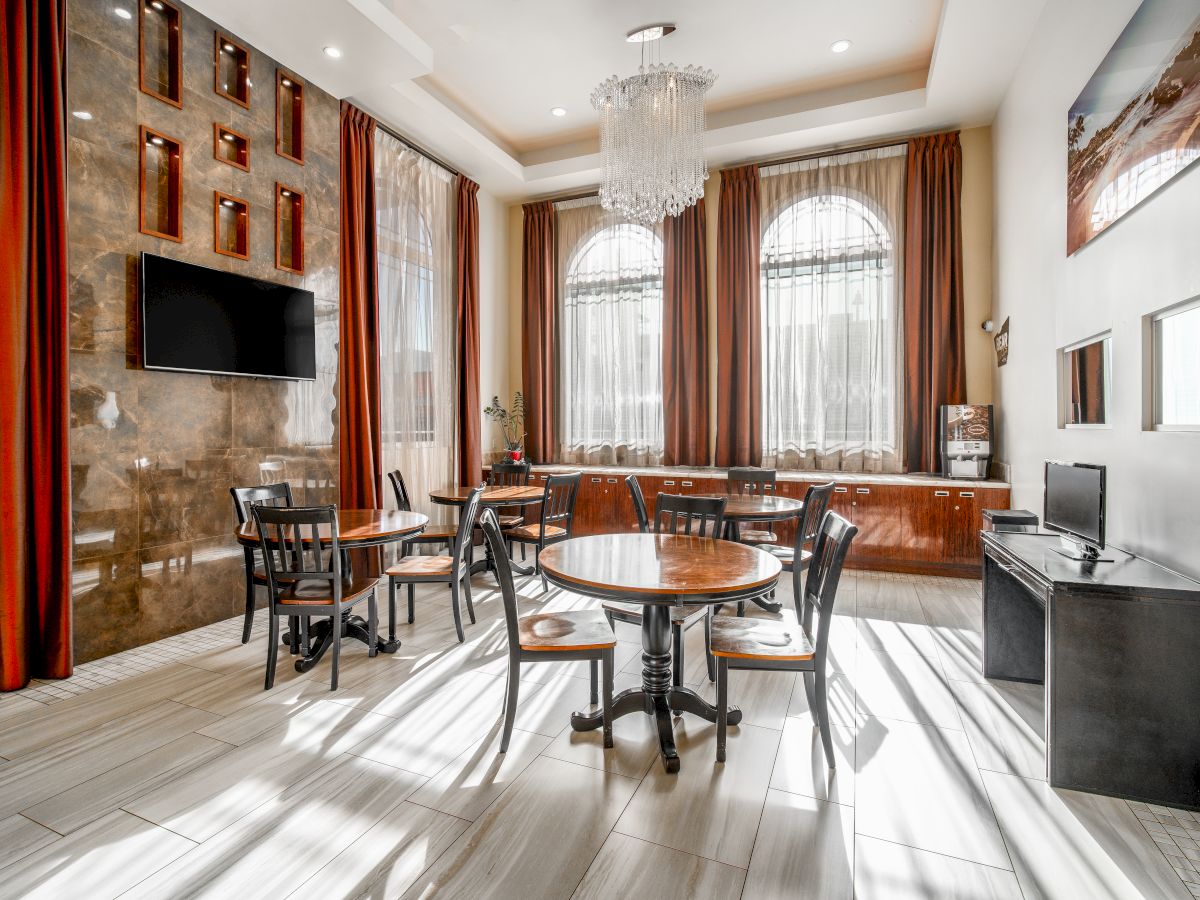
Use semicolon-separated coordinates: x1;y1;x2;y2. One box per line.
591;61;716;225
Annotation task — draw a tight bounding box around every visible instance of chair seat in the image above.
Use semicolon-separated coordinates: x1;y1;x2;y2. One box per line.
738;528;778;544
279;575;378;607
518;610;616;652
504;523;567;543
710;616;815;661
497;514;525;528
763;546;813;573
251;567;298;585
603;600;708;627
386;555;459;577
406;524;457;543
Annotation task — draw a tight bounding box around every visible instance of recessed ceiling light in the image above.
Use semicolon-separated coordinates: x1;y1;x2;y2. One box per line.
550;107;566;117
113;7;131;19
323;46;342;58
72;110;93;120
223;42;235;52
281;189;291;197
222;132;235;141
626;23;675;43
830;39;852;53
281;77;292;87
149;136;164;145
221;199;235;207
150;1;163;10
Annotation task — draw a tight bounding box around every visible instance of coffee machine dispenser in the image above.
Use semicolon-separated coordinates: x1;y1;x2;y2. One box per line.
939;404;993;479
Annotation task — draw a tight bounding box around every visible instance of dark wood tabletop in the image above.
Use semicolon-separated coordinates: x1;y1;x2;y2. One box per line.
538;533;781;602
691;493;804;521
235;508;428;548
430;485;546;506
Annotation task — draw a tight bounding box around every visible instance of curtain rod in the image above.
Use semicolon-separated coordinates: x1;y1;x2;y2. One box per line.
376;122;461;178
756;137;909;171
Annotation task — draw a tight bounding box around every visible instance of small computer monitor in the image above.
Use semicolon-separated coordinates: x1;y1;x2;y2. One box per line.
1043;461;1106;557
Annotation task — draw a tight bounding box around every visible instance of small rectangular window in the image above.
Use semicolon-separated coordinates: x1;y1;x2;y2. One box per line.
1152;298;1200;429
1058;334;1111;428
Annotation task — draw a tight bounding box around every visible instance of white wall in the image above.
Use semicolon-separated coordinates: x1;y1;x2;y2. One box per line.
476;186;510;460
993;0;1200;576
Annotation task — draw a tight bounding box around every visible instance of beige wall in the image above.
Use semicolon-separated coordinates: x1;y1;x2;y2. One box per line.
475;186;510;461
499;125;996;463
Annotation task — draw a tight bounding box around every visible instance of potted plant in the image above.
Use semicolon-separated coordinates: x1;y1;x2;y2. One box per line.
484;392;526;461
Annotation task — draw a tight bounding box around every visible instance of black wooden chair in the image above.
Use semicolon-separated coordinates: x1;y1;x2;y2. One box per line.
384;486;482;644
480;509;615;753
231;483;293;644
604;493;727;687
250;504;380;692
503;471;581;593
489;459;532;530
711;511;858;764
727;466;778;544
626;474;651;533
764;481;836;574
387;470;455;553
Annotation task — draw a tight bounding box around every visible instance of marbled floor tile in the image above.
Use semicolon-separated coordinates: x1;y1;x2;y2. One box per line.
400;756;639;900
0;815;58;870
769;717;855;806
856;605;941;658
615;719;781;868
982;770;1192;900
854;835;1022;900
288;800;468;900
949;678;1045;780
0;810;194;900
0;694;46;729
510;670;605;739
856;573;923;618
572;832;747;900
918;589;983;630
930;623;990;685
123;755;424;899
854;717;1009;869
21;733;232;835
696;667;797;731
540;681;663;779
786;668;858;728
853;648;962;730
741;789;854;900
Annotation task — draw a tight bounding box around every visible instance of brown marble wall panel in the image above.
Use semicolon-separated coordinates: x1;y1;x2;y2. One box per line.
67;0;340;662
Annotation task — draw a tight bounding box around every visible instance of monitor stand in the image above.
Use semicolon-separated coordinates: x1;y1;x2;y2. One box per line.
1050;534;1113;562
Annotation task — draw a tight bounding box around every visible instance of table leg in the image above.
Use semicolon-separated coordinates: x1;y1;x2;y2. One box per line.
283;610;399;672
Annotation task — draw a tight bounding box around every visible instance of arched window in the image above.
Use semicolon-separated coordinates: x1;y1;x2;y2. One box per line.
759;159;904;472
557;201;664;464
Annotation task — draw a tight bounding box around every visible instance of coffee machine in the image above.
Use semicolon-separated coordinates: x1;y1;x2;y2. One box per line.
939;404;993;480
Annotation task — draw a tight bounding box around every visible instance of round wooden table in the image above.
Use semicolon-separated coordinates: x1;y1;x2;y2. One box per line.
695;494;804;613
235;508;428;666
430;485;546;576
539;534;782;773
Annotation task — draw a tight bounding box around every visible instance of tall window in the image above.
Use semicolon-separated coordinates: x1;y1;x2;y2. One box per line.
759;146;907;472
557;197;664;465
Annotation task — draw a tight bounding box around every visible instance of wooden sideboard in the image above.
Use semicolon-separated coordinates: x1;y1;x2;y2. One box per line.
491;466;1010;578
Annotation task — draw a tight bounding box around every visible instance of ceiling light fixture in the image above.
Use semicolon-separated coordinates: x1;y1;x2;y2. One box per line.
281;189;291;196
592;24;715;224
150;1;163;10
222;199;235;207
550;107;566;117
113;7;132;19
72;110;93;120
830;39;852;53
323;46;342;58
149;135;164;145
281;77;292;87
222;132;235;141
223;42;234;52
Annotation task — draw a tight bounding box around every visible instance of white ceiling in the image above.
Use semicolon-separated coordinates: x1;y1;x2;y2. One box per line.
188;0;1048;200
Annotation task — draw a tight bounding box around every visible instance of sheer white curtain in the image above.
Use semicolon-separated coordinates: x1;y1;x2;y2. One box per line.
375;131;456;524
556;196;664;465
759;145;906;472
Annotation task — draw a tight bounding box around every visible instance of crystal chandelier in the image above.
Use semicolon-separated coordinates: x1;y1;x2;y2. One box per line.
591;25;716;225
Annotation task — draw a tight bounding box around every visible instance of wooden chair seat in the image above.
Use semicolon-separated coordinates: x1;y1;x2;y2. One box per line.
497;514;525;528
764;546;813;573
518;610;616;652
385;555;458;578
279;575;379;607
406;524;458;542
504;522;567;543
738;528;778;544
710;616;815;661
602;600;708;627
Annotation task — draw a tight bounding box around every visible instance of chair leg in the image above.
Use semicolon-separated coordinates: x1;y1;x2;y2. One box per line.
265;611;279;691
449;579;466;643
329;613;341;691
602;648;614;748
463;572;476;624
388;577;397;643
589;659;598;705
299;616;309;656
407;583;415;624
802;670;818;725
500;656;520;753
367;591;378;658
287;615;299;655
242;569;255;644
737;600;746;617
716;658;729;763
814;669;835;769
671;622;684;691
705;609;716;683
537;546;548;593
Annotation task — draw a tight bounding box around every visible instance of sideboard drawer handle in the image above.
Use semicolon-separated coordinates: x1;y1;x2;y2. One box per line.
856;487;870;494
934;490;950;497
590;477;601;483
834;486;848;493
959;491;974;498
681;480;692;487
664;479;675;486
606;478;617;483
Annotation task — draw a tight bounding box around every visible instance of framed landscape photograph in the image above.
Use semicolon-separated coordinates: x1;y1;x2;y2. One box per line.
1067;0;1200;255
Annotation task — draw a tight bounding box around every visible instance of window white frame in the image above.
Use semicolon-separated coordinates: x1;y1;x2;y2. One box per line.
1144;295;1200;432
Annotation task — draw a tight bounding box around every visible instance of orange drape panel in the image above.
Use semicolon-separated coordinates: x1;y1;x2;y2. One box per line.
715;165;762;468
338;103;382;508
521;201;557;463
662;201;710;466
455;177;482;487
904;132;966;473
1;0;73;689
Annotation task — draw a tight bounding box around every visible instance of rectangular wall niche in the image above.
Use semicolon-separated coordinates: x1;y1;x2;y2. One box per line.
213;124;249;170
275;183;304;274
276;70;304;163
214;32;250;107
213;191;249;260
138;0;182;107
139;125;182;241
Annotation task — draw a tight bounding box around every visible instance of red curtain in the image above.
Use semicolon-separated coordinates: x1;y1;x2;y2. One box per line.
455;176;482;487
904;132;966;473
1;0;73;690
715;165;763;468
662;201;710;466
338;103;382;509
521;201;556;463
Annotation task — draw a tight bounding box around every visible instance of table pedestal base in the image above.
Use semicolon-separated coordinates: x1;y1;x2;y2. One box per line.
569;605;741;773
283;612;399;673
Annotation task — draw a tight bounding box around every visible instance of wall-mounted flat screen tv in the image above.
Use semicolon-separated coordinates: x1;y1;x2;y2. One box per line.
140;252;316;380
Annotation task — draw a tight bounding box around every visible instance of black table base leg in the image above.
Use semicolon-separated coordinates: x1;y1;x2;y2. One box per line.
749;594;783;614
283;610;398;673
669;686;742;726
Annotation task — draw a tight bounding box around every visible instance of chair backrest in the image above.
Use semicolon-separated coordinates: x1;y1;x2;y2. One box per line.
250;504;343;602
451;486;485;566
794;481;836;554
654;493;726;538
626;474;650;534
489;460;531;487
231;482;293;525
386;470;412;512
540;472;581;538
797;511;858;669
478;509;521;655
728;467;776;497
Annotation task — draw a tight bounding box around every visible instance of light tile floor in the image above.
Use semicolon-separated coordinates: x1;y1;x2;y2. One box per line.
0;569;1194;898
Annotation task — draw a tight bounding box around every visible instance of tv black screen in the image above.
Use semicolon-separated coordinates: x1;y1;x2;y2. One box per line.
1043;461;1105;548
140;253;316;380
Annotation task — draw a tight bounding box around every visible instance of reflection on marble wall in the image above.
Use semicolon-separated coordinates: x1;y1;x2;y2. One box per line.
67;0;340;662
